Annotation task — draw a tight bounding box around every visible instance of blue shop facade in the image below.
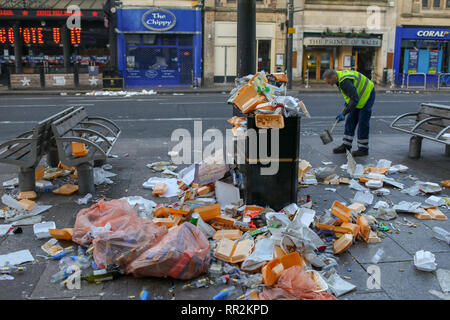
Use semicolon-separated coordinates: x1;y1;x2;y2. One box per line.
393;26;450;87
117;7;202;87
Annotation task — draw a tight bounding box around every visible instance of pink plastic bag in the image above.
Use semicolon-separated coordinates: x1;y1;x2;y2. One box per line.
93;216;168;269
72;199;141;246
126;222;211;280
259;266;336;300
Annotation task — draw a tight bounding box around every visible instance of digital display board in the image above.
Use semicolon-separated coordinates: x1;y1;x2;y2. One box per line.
0;27;82;45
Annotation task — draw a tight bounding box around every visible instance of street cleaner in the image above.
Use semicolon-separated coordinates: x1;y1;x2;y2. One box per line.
322;69;376;157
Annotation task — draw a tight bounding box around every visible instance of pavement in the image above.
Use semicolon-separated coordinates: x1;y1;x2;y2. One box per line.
0;93;449;300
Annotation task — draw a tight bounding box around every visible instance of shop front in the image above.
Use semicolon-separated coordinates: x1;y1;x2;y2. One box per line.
116;7;202;87
393;26;450;87
0;7;108;89
302;34;382;81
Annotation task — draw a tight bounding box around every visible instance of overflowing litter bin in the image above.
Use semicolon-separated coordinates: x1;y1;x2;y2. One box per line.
228;72;305;211
235;112;300;211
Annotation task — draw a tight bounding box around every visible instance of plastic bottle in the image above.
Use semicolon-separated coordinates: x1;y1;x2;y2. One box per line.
213;286;237;300
182;277;209;289
0;262;26;274
215;275;230;285
50;265;76;283
371;248;384;264
432;227;450;244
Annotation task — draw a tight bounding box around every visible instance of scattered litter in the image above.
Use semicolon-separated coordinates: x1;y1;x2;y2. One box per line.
388;164;408;174
436;269;450;293
2;178;19;189
371;248;384;264
146;161;177;172
93;168;117;185
393;201;422;213
215;181;241;207
76;193;93;205
41;239;65;257
325;188;336;192
376;159;391;169
367;207;397;220
353;190;374;205
414;250;437;272
320;268;356;297
0;224;13;236
349;179;368;191
365;180;383;189
374;201;390;209
33;221;56;239
0;250;34;267
432;227;450;244
429;289;450;300
142;177;179;197
372;188;390;196
417;181;442;194
425;196;445;207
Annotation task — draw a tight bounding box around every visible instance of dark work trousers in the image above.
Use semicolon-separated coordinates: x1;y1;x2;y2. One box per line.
343;89;376;151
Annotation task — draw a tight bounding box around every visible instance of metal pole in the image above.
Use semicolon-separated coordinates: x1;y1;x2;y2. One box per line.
237;0;256;78
62;24;71;71
109;11;117;71
287;0;293;89
13;23;23;74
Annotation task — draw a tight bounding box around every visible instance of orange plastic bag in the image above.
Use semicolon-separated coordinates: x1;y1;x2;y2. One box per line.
93;216;168;269
72;199;140;246
259;266;336;300
126;222;210;280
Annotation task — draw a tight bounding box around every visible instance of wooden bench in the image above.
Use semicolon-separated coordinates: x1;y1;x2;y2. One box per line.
51;107;121;194
390;103;450;158
0;107;77;191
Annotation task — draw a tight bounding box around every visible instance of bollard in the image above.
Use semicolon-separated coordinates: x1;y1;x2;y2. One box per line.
47;146;60;168
77;162;95;195
408;136;422;159
445;144;450;157
19;167;36;192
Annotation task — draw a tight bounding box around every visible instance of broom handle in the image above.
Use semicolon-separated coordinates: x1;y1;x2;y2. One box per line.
329;119;339;134
330;108;346;134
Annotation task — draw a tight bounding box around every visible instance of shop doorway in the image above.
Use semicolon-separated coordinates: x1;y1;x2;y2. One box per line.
257;40;271;73
303;50;333;81
354;47;375;79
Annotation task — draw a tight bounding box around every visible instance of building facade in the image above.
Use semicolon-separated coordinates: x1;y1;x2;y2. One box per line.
203;0;287;86
0;0;108;89
393;0;450;87
292;0;397;84
117;0;202;87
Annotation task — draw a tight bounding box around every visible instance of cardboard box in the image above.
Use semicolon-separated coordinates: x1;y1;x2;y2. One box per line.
18;191;37;201
53;184;79;196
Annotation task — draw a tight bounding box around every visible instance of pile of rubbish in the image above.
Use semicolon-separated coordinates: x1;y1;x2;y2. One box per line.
85;89;157;97
226;72;310;132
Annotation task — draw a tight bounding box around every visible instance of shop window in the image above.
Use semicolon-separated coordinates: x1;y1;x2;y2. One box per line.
126;35;141;45
433;0;441;8
161;34;176;46
178;35;193;47
142;34;157;45
126;46;178;71
422;0;429;8
400;39;450;74
446;0;450;8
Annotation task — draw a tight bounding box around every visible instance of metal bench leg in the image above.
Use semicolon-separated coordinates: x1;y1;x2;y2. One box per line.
19;167;36;192
408;136;422;159
47;145;60;168
445;144;450;157
77;163;95;195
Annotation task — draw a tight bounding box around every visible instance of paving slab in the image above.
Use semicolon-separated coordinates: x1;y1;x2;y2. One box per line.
341;291;392;300
30;260;105;299
361;261;442;300
348;236;413;264
386;213;450;255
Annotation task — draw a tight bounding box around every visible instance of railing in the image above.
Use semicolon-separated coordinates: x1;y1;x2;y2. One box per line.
406;72;426;90
437;73;450;90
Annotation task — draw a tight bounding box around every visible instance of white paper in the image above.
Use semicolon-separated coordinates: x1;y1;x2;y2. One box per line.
4;205;52;223
142;177;179;197
0;250;34;267
353;190;374;205
179;164;195;186
214;181;241;207
293;208;316;228
0;224;13;236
